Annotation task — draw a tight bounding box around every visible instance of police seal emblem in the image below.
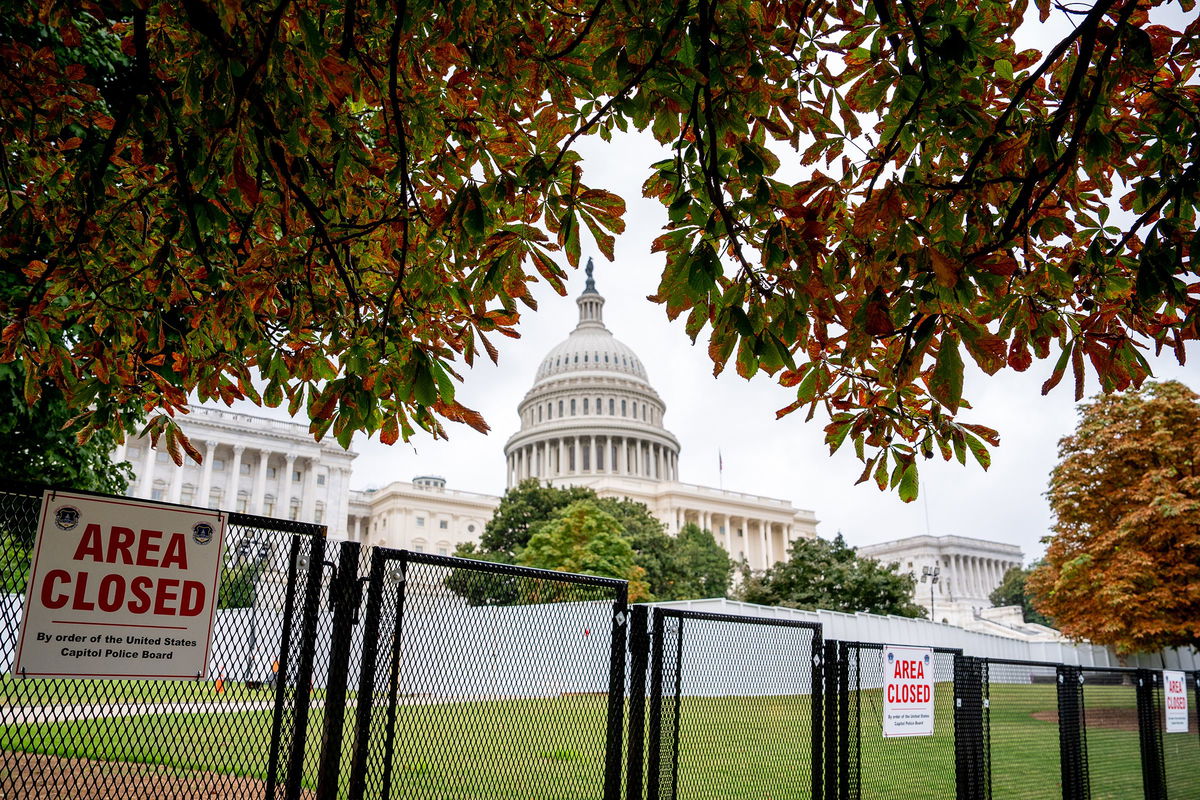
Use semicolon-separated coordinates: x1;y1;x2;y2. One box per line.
54;505;81;531
192;522;215;545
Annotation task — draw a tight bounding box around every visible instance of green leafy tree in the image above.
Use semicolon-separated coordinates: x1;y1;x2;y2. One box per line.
3;1;1195;498
663;523;735;600
738;534;926;617
990;563;1054;627
1029;381;1200;653
475;479;596;559
520;500;650;601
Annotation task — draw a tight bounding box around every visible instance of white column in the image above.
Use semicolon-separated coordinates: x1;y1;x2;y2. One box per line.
252;449;270;515
229;445;245;509
168;458;184;504
199;440;216;508
138;444;158;498
114;440;127;465
764;520;774;566
620;438;628;475
280;453;296;518
300;457;317;521
354;516;363;542
573;438;581;474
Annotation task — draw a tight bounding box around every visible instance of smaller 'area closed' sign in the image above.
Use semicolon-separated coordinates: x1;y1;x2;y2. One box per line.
882;645;935;738
1164;670;1189;734
13;491;227;680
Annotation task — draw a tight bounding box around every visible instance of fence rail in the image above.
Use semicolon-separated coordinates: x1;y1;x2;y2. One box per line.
0;483;1197;800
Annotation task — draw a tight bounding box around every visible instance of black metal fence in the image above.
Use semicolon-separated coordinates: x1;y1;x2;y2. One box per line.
1;483;1198;800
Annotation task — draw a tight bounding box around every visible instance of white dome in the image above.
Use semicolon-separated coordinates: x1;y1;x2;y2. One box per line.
535;328;649;383
503;258;680;487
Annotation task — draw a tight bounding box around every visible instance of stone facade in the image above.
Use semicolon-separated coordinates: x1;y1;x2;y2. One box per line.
118;407;356;537
857;535;1024;627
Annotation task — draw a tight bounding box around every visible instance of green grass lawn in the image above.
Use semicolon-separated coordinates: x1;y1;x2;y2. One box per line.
0;683;1183;799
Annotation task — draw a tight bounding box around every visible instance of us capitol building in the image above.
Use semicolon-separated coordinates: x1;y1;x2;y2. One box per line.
117;262;820;572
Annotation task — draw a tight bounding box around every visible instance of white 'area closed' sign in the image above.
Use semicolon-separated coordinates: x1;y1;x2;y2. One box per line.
882;645;935;737
1164;670;1189;734
13;491;227;680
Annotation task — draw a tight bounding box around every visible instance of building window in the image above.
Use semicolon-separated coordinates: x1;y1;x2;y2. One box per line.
468;524;476;533
151;481;166;501
583;446;590;471
293;470;302;482
558;400;563;416
570;399;576;414
266;467;276;479
156;451;170;463
583;398;589;414
317;473;326;486
289;499;300;520
209;489;222;508
180;484;195;505
438;546;448;556
439;520;448;529
609;398;615;415
538;406;543;422
213;458;226;471
622;400;627;416
584;353;588;362
315;503;324;523
596;397;601;414
412;539;426;553
237;492;249;513
264;496;275;517
416;516;425;527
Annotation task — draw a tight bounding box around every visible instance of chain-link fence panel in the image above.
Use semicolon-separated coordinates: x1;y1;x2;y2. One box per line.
637;608;821;800
342;547;629;800
835;642;960;800
0;483;326;799
984;660;1064;800
1080;667;1144;800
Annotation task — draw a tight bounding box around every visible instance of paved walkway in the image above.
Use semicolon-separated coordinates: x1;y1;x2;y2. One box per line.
0;699;278;724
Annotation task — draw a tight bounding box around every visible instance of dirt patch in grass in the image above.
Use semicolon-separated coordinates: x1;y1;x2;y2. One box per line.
0;751;312;799
1032;708;1140;732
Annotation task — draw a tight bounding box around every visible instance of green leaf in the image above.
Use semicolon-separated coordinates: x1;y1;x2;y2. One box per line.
963;431;992;470
897;460;919;502
929;334;964;412
995;59;1013;81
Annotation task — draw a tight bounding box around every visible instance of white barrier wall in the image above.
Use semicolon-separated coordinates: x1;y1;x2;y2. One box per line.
648;598;1200;672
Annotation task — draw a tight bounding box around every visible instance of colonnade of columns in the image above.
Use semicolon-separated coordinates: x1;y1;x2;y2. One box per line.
950;554;1019;600
669;508;795;571
118;438;328;523
507;435;679;484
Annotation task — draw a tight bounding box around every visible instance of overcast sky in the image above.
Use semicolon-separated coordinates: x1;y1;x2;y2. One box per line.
320;128;1196;565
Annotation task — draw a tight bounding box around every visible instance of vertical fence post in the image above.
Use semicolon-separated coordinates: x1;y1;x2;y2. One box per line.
954;655;987;800
811;631;824;800
313;541;362;800
346;548;388;800
647;609;665;800
1057;665;1088;800
626;605;650;800
838;642;852;800
377;555;407;800
285;530;328;800
603;592;630;800
1136;669;1166;800
266;533;302;798
822;639;839;800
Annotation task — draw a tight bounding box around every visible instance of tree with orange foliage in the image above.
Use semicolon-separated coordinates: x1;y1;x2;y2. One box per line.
1;1;1197;499
1029;381;1200;653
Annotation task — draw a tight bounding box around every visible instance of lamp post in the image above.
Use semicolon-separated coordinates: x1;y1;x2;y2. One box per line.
921;565;941;623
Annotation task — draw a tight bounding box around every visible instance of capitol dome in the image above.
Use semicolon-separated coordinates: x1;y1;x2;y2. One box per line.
504;260;681;487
